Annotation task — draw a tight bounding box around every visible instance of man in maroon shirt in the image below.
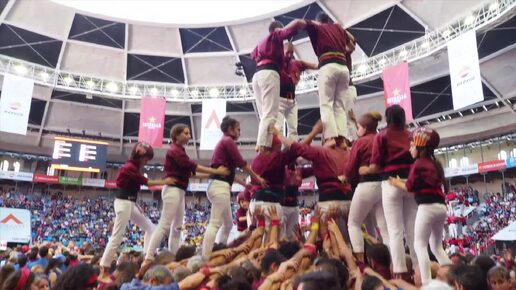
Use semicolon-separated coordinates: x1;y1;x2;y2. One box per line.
276;42;318;141
251;20;304;152
291;12;356;144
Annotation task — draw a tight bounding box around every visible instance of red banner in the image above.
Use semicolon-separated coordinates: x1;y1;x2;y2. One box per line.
382;62;413;122
33;174;59;184
105;180;117;188
478;160;506;173
299;181;315;190
138;97;166;148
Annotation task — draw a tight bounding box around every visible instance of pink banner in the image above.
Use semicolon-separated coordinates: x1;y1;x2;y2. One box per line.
138;97;166;148
33;174;59;184
105;180;117;188
382;62;413;122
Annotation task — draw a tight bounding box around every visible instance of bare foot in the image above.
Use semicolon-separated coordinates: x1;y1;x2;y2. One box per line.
98;266;112;284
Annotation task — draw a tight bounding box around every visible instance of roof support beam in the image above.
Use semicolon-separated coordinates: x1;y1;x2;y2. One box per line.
189;104;199;160
481;75;516;114
119;99;126;154
36;99;50;146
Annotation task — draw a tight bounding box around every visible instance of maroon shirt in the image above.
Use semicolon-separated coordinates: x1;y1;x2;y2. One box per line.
164;143;197;190
345;133;379;187
370;127;413;177
280;59;305;86
251;27;298;66
116;160;148;199
406;157;446;205
304;20;348;57
235;207;248;232
210;135;247;185
250;150;298;191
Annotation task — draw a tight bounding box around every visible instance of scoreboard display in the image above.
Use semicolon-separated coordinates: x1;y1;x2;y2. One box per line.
51;137;108;172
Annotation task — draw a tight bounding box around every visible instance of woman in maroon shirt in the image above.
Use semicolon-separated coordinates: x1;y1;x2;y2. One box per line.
201;116;266;256
390;127;451;285
360;105;417;278
99;142;175;280
346;112;389;262
144;124;230;262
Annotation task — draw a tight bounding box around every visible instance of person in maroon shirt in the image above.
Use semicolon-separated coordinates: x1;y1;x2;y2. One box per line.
290;12;355;144
360;105;417;279
144;124;230;263
99;142;175;281
345;112;389;262
201;116;266;257
251;20;304;152
390;127;452;285
276;42;318;141
235;189;251;232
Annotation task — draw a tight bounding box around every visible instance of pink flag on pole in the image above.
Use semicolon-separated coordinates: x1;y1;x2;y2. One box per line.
382;62;413;122
138;97;166;148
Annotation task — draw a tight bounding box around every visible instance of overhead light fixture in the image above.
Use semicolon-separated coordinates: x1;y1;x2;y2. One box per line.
209;88;220;98
489;2;498;11
378;58;386;65
471;108;475;114
421;41;429;48
85;94;93;100
170;89;179;97
495;101;500;107
357;64;368;73
14;64;28;75
63;75;74;85
39;71;49;80
399;50;407;57
442;29;451;38
106;82;119;93
458;111;463;117
128;86;138;94
483;105;488;111
150;87;158;96
437;117;442;123
85;80;95;88
239;87;247;96
190;89;199;97
464;15;476;25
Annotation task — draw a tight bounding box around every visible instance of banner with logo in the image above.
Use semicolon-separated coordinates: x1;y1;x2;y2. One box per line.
299;181;315;190
0;207;31;243
105;180;117;188
138;97;166;148
447;30;483;110
58;176;82;186
0;170;33;182
382;62;413;122
200;99;226;150
0;74;35;135
82;178;105;188
444;163;479;177
478;160;506;173
506;157;516;169
33;174;59;184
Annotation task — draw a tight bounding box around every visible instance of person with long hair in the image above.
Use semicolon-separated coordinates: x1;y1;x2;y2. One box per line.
99;142;175;281
389;127;452;285
53;264;98;290
1;268;37;290
360;104;417;280
346;112;389;262
145;124;230;262
201;116;267;256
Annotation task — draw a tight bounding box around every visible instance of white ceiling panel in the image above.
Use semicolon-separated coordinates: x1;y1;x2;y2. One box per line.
320;0;399;27
185;55;243;85
228;19;272;52
128;24;182;56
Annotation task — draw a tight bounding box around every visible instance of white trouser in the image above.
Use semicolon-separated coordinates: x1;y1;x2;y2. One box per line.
100;198;155;267
448;223;458;238
317;63;350;140
348;181;389;253
202;180;232;256
145;186;185;260
249;200;283;226
414;203;452;285
317;200;351;241
276;98;298;141
282;206;299;241
344;85;358;142
252;69;280;147
382;180;418;273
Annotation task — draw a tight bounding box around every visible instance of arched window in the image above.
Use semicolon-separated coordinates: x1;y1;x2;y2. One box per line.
47;166;55;176
460;157;469;167
448;158;458;168
1;160;9;171
13;161;20;172
498;150;508;160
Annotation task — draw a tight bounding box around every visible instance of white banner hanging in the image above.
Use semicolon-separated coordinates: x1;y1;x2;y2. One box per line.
0;207;32;244
200;98;226;150
447;30;483;110
0;74;34;135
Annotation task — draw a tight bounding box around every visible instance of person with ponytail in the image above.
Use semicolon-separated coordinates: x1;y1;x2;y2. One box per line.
389;127;452;285
345;111;389;262
99;142;176;281
360;104;417;280
1;268;37;290
145;124;230;263
202;116;267;256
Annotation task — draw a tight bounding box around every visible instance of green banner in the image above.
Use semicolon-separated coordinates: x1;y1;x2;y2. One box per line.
58;176;82;186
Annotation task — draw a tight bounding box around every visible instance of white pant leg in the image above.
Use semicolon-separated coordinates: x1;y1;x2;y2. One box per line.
333;65;350;138
202;180;231;256
348;182;382;253
449;223;457;238
402;191;419;271
168;187;185;255
145;186;183;259
283;99;298;141
318;64;338;139
100;199;133;267
129;202;156;255
253;70;280;147
276;100;287;135
373;195;390;247
281;206;299;241
428;204;452;267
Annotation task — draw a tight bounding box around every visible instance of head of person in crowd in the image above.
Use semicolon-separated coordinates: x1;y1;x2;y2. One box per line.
261;249;286;277
451;264;489;290
268;20;284;33
278;241;301;260
155;250;175;266
142;265;173;286
0;263;15;287
52;264;98;290
237;189;250;211
410;127;447;192
358;112;382;137
33;274;50;290
186;255;208;273
314;257;348;289
172;266;191;283
112;262;138;287
294;271;341;290
130;142;154;167
472;255;496;277
170;123;191;146
360;275;382;290
175;245;196;262
221;116;241;141
365;244;391;278
487;266;512;290
1;268;37;290
436;264;454;285
385;104;406;131
315;11;333;24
